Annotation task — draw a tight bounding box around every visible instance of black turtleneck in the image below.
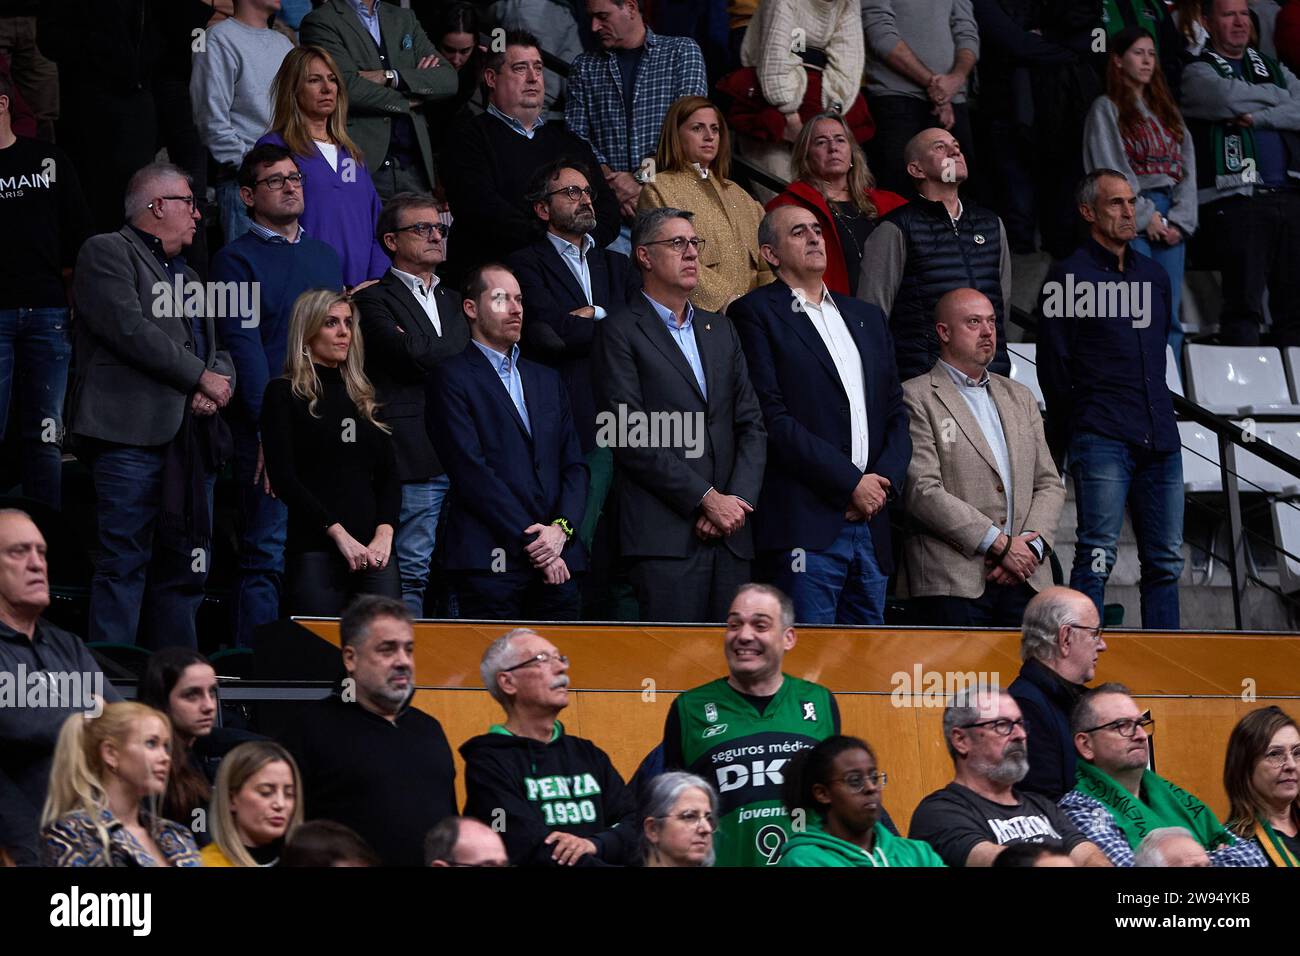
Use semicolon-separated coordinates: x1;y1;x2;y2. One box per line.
260;365;400;555
247;838;284;867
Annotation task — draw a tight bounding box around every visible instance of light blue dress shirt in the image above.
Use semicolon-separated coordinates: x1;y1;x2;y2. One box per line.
347;0;398;84
546;232;606;320
473;339;531;435
247;220;303;245
938;359;1013;554
487;102;546;139
643;292;706;399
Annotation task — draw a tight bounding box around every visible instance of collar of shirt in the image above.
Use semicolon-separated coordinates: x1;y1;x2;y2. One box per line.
1082;234;1130;274
347;0;381;35
938;358;990;389
689;162;710;180
129;224;185;276
472;337;522;373
546;231;596;260
643;291;694;331
791;283;834;314
391;266;441;298
247;220;304;245
487;102;546;139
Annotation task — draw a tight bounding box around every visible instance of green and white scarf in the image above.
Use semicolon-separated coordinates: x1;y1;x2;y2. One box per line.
1075;761;1233;852
1199;46;1288;190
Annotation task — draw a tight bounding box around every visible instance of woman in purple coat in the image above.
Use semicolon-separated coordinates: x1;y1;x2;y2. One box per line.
259;46;389;288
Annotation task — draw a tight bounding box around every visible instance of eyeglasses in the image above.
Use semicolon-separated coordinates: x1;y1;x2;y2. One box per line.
659;810;717;830
1066;622;1105;643
254;171;305;191
150;195;196;211
501;651;568;672
960;718;1026;737
545;184;594;202
446;860;511;868
642;236;706;255
1083;715;1155;738
1262;745;1300;768
830;771;887;792
395;221;449;239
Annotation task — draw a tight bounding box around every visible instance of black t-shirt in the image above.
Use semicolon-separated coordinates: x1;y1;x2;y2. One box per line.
0;137;89;308
612;45;643;136
908;782;1086;867
828;201;877;297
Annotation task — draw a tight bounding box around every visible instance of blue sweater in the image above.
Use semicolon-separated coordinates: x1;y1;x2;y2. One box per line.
211;229;344;424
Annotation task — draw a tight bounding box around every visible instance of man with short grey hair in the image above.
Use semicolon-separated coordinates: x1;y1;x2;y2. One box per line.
1133;828;1212;868
461;628;636;866
1007;586;1107;801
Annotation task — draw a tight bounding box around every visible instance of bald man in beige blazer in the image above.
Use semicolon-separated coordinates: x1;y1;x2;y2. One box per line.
899;288;1065;626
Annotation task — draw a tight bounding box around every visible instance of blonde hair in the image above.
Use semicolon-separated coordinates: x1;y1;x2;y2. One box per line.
655;96;732;180
269;46;365;164
41;703;173;857
283;289;390;432
209;742;305;867
790;112;879;218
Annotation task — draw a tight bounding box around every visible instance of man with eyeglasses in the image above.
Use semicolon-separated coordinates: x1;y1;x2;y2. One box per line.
909;686;1111;866
461;628;637;866
592;208;767;622
1059;682;1268;866
354;192;470;618
212;143;344;648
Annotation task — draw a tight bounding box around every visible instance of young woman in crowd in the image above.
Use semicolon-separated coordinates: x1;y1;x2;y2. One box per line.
777;735;944;867
767;112;907;296
138;648;217;838
637;95;772;313
639;772;718;867
41;702;201;867
425;2;484;152
260;289;401;615
201;741;303;867
1224;705;1300;867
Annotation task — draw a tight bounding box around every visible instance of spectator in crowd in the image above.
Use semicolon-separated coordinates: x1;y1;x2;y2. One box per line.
424;2;486;151
777;736;945;867
0;0;57;141
438;31;619;285
190;0;295;244
1181;0;1300;347
908;686;1111;866
260;290;401;615
1008;586;1107;800
355;193;470;617
1098;0;1187;96
661;584;841;866
1036;170;1183;629
0;508;120;866
1060;683;1267;866
900;288;1064;628
766;112;907;296
428;264;588;619
462;628;637;866
861;0;980;194
592;208;766;622
492;0;584;117
201;741;303;867
1224;705;1300;866
281;819;381;866
639;772;719;867
991;841;1077;866
0;72;89;509
424;815;510;866
213;144;344;647
731;206;910;626
1173;0;1212;56
68;162;235;649
281;596;457;867
507;159;640;550
1133;827;1212;866
259;46;390;288
41;703;201;867
568;0;707;224
857;128;1012;384
1084;26;1198;359
300;0;456;201
637;96;772;313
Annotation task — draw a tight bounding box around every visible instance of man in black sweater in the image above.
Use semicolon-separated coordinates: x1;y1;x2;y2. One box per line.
437;30;620;287
279;595;456;866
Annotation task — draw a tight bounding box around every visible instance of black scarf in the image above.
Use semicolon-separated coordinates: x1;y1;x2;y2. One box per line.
160;400;232;550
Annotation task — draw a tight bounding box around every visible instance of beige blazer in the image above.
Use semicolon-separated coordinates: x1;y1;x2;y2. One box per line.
637;168;774;312
898;364;1065;599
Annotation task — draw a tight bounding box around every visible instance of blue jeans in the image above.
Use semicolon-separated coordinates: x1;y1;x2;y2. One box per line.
87;443;216;648
1130;188;1185;362
0;307;71;508
1067;431;1184;629
216;180;253;246
772;520;888;625
231;424;287;648
394;475;450;616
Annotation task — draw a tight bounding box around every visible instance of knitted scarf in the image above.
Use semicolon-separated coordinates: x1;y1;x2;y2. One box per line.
1075;761;1233;852
1199;46;1288;189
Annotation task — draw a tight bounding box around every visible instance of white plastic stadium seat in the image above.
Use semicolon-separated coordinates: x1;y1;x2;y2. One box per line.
1285;347;1300;403
1166;345;1184;398
1271;501;1300;593
1185;345;1300;416
1007;345;1044;410
1234;420;1300;496
1178;421;1223;493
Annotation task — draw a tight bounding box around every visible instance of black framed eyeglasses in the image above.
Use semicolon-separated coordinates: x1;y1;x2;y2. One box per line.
446;860;511;867
395;221;449;239
959;718;1026;737
254;171;305;191
545;185;594;202
501;651;568;672
1066;622;1105;642
1083;714;1154;738
151;194;196;210
642;236;706;255
830;771;887;792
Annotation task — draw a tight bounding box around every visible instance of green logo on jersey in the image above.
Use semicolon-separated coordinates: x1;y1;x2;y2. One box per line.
702;723;729;739
524;773;602;828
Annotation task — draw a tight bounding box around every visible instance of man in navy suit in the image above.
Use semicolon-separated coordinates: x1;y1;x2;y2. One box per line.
426;263;588;620
731;205;911;625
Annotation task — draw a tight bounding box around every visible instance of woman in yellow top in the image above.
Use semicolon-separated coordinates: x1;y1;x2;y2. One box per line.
200;741;303;868
638;95;773;313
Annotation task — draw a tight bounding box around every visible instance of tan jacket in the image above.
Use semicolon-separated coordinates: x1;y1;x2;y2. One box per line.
638;168;773;312
899;364;1065;599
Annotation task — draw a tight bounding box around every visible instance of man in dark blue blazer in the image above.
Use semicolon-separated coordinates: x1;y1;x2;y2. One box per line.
731;206;912;625
426;264;588;620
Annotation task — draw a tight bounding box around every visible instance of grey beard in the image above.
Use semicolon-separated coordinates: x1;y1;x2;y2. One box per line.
974;751;1029;786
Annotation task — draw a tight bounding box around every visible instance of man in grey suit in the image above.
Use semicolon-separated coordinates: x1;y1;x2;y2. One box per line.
300;0;458;200
67;162;236;648
592;208;767;623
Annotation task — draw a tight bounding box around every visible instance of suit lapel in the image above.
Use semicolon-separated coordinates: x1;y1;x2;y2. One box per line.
589;249;611;306
633;295;706;404
989;375;1029;506
334;0;381;63
122;227;190;342
468;344;531;439
931;367;1002;477
779;282;847;397
540;241;587;306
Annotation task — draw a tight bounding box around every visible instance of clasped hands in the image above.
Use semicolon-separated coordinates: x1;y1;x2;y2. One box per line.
694;488;753;541
525;523;571;584
986;532;1042;585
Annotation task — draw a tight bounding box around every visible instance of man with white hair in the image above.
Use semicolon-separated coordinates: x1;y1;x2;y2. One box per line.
460;628;637;866
908;685;1111;867
1133;828;1211;868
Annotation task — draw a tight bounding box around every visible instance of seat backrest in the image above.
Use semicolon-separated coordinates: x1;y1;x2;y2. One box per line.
1271;500;1300;593
1007;344;1045;410
1286;347;1300;404
1166;345;1184;398
1186;345;1293;411
1235;420;1300;493
1178;421;1223;492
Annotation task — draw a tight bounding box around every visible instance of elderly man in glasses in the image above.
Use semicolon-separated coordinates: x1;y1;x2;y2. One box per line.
908;685;1112;866
1060;683;1267;867
353;192;470;618
461;628;638;866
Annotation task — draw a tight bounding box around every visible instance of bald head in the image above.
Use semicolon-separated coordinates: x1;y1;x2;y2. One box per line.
1021;587;1106;684
903;128;967;189
427;817;509;867
935;288;996;377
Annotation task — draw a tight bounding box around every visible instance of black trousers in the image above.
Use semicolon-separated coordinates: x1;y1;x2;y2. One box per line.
909;581;1037;628
867;94;975;196
284;550;401;617
452;569;581;621
628;543;750;624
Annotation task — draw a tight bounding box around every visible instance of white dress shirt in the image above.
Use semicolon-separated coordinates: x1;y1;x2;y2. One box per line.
798;285;870;472
390;267;443;336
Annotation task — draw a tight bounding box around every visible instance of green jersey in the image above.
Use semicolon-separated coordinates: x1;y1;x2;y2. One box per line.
673;675;838;867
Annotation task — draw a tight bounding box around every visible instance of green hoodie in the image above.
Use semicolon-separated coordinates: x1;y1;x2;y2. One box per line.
776;820;946;868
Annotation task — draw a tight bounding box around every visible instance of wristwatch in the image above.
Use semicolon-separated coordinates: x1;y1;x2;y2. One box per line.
384;69;396;87
551;517;575;541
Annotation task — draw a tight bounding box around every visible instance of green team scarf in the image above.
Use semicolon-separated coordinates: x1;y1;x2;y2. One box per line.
1101;0;1167;43
1199;47;1288;188
1075;761;1233;852
1254;818;1300;868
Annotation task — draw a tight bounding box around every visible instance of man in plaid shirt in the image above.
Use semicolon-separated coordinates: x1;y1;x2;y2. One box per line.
567;0;707;218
